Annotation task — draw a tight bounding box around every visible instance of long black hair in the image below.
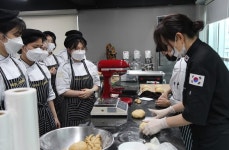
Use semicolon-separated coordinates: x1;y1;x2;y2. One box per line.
154;14;204;44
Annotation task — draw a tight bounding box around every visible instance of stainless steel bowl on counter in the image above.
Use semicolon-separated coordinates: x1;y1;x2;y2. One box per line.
40;126;114;150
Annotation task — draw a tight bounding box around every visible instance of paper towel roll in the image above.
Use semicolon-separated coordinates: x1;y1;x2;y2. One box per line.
4;88;40;150
0;111;13;150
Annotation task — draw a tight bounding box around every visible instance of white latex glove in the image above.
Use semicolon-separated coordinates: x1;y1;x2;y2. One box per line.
141;117;169;135
148;106;175;119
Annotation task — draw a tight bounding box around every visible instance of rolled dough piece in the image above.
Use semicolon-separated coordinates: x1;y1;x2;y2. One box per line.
141;84;154;92
132;109;146;119
155;87;164;93
134;98;142;104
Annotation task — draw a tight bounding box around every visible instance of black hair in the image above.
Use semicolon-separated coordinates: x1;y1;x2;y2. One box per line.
65;30;82;37
0;17;26;35
22;29;45;45
155;14;204;43
43;31;56;46
64;34;87;49
154;23;167;52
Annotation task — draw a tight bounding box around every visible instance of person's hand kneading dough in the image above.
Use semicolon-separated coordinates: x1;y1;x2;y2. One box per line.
141;118;169;135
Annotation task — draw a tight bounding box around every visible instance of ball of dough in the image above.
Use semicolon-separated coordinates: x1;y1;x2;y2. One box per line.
132;109;145;119
69;141;87;150
155;87;164;93
141;85;154;92
139;122;148;130
155;84;162;88
134;98;142;104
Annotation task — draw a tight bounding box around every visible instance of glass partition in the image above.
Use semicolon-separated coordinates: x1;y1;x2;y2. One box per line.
207;18;229;70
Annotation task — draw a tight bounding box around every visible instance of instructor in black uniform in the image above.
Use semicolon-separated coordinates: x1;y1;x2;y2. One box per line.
141;14;229;150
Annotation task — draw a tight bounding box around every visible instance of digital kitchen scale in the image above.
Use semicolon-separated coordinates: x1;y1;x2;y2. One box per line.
91;97;128;116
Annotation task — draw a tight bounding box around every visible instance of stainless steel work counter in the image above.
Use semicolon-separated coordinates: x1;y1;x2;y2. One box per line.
91;94;186;150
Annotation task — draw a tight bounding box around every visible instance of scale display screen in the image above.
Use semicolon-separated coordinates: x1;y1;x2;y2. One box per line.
117;100;128;111
91;98;128;116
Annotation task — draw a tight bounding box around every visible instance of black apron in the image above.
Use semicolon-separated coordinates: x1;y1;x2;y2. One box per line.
179;125;193;150
0;58;27;110
46;54;62;118
60;60;96;127
29;63;56;136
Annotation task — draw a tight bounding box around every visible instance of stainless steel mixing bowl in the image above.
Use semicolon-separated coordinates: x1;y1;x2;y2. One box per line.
40;126;114;150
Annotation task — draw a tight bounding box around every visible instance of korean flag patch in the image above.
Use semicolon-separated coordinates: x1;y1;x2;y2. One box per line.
189;73;205;87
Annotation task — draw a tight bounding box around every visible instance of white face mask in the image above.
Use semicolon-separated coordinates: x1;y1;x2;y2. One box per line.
173;37;187;58
71;50;86;61
47;43;56;53
3;37;24;55
26;48;49;62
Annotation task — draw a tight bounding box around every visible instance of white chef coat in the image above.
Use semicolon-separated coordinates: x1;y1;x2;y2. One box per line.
169;57;187;105
0;55;29;102
56;59;100;95
43;54;64;67
56;49;68;63
20;60;56;101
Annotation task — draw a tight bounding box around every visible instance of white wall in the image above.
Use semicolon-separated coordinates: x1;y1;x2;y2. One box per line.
19;10;78;54
78;5;196;63
205;0;229;24
78;5;196;82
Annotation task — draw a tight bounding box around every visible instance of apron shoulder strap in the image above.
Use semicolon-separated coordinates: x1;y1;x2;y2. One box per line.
81;59;91;75
36;63;48;80
0;67;9;88
52;54;59;67
69;59;75;89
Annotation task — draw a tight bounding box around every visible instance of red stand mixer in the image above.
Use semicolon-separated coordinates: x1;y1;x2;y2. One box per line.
98;59;129;99
91;59;130;116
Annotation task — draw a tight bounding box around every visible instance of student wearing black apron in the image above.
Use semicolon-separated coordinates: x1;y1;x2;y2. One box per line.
56;33;100;127
0;9;28;110
19;29;60;136
42;31;64;119
141;14;229;150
